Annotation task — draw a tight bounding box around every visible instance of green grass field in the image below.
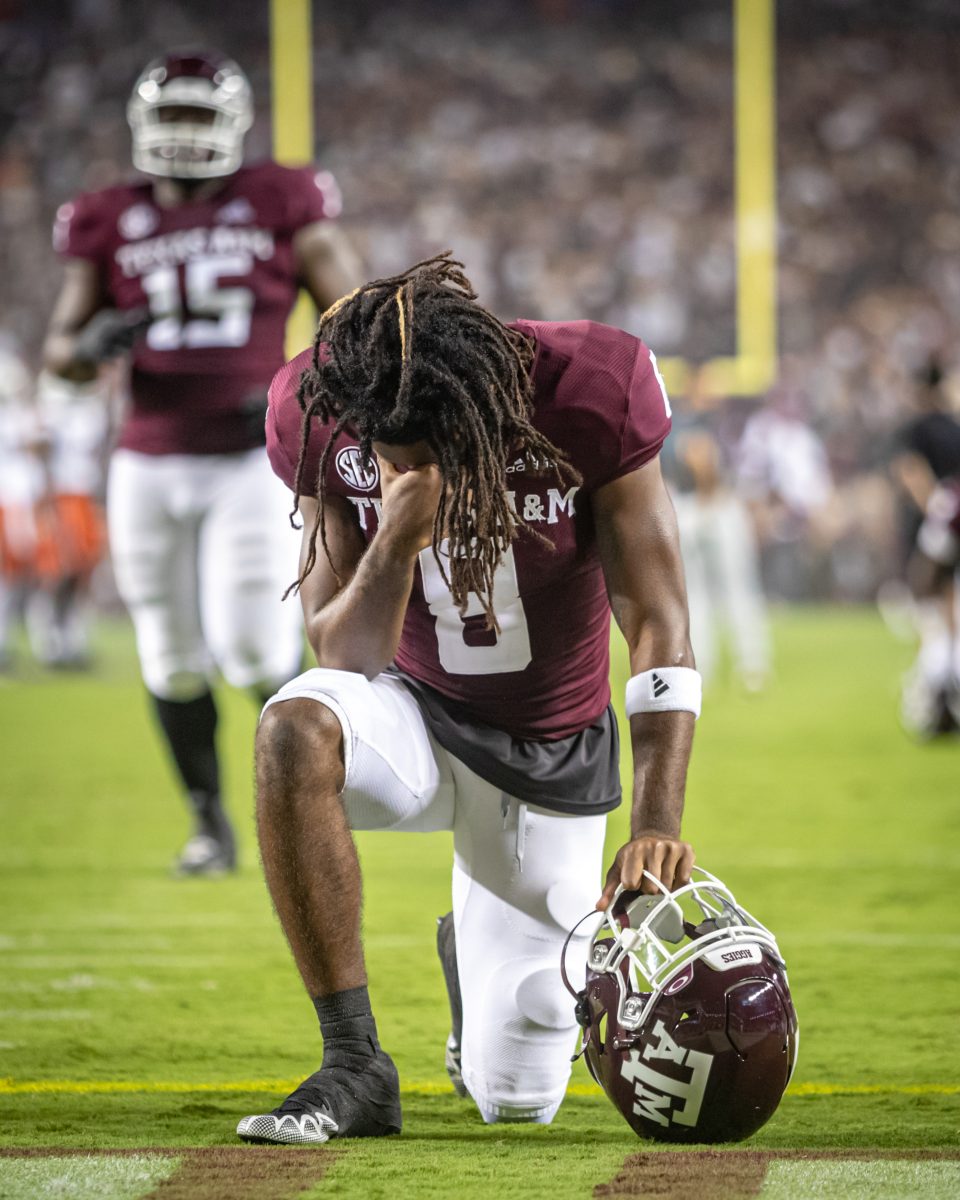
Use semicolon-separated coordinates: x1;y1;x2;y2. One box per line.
0;609;958;1199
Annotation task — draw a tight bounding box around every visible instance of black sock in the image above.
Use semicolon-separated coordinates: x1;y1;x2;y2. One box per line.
313;986;380;1069
150;691;227;839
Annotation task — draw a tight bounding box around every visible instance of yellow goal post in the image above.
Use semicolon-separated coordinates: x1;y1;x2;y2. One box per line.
271;0;778;394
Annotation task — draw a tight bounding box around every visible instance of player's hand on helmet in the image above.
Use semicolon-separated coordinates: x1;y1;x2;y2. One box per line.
596;832;695;910
74;307;152;366
376;455;443;558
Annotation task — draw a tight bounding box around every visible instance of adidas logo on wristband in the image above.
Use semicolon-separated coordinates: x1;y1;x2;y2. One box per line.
625;668;702;718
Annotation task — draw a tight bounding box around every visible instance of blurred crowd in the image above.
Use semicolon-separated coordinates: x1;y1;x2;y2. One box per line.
2;0;960;652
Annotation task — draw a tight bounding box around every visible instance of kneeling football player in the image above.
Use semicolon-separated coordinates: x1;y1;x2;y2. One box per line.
237;254;699;1142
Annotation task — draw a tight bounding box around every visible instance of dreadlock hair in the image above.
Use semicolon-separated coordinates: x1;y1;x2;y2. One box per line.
289;251;579;629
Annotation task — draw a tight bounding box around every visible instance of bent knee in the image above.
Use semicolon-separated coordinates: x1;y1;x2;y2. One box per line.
462;959;575;1127
255;697;346;790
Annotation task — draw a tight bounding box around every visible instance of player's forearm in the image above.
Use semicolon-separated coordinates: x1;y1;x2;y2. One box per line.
628;711;696;838
306;534;417;678
625;610;696;838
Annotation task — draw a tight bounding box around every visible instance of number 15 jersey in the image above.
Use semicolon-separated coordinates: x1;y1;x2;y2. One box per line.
267;319;672;742
54;161;341;456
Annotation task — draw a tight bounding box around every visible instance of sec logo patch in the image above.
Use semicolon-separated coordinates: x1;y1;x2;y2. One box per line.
336;447;379;491
117;204;158;240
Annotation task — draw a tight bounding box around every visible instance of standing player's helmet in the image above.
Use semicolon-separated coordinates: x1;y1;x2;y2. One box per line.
127;50;253;179
562;867;798;1143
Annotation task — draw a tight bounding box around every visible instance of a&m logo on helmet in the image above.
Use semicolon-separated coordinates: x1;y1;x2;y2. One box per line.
621;1019;713;1130
335;447;379;492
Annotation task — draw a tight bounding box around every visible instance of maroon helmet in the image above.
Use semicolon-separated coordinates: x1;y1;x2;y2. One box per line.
563;867;798;1143
127;50;253;179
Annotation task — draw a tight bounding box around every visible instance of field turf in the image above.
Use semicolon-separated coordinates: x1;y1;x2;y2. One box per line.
0;609;958;1198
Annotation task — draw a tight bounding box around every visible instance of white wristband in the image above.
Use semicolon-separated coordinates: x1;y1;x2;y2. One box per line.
625;668;702;718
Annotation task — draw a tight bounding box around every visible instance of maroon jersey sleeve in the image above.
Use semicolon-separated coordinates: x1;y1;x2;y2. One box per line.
266;349;315;490
608;342;672;483
52;192;110;263
281;166;343;234
575;334;672;491
517;320;672;494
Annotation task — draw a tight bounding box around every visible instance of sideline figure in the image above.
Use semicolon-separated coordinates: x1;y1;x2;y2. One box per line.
902;474;960;735
43;50;360;874
238;254;699;1142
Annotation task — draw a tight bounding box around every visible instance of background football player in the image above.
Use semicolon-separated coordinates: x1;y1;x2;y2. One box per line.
23;370;110;671
42;50;362;874
235;254;698;1145
664;368;771;693
0;335;42;671
901;475;960;735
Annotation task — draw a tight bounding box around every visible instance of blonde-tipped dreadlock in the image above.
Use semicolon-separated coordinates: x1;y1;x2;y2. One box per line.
289;252;578;629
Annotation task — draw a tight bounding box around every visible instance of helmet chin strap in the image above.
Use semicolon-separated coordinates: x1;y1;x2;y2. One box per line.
558;907;606;1065
559;906;605;1003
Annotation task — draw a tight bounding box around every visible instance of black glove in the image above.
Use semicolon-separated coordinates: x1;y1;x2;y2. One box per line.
239;389;270;445
73;307;152;365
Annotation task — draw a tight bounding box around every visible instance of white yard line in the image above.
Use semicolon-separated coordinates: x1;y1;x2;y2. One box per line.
0;1153;178;1200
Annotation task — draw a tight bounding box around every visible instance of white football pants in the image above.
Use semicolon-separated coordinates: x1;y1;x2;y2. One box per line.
264;668;607;1125
108;448;303;700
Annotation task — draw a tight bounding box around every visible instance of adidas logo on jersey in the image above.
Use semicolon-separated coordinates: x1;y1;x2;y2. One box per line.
505;453;557;474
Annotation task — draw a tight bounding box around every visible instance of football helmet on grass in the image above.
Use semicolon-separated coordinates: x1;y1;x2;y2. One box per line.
563;867;798;1143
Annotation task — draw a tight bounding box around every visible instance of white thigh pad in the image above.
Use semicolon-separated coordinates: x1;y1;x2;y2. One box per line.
264;668;455;832
515;964;576;1029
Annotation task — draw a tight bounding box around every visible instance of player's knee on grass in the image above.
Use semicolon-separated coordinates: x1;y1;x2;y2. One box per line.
464;959;576;1126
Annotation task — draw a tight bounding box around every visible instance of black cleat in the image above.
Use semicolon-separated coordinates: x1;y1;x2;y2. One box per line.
900;670;960;740
173;832;236;876
436;912;467;1098
236;1049;402;1145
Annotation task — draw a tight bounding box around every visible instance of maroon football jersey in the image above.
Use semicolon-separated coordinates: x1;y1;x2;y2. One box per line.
54;161;341;455
267;320;672;740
